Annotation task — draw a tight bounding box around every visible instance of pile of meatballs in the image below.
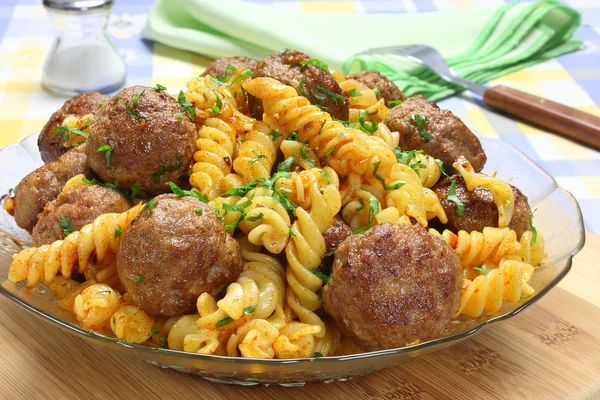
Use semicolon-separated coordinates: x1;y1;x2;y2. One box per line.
5;49;533;353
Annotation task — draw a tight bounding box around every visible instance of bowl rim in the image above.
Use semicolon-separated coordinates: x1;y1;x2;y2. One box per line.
0;132;586;365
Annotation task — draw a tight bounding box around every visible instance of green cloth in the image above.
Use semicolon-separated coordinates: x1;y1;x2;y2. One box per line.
142;0;581;101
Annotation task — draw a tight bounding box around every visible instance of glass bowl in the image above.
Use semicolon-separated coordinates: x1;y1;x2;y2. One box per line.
0;133;585;386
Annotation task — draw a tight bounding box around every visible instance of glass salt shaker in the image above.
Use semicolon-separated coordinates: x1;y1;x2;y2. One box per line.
42;0;126;94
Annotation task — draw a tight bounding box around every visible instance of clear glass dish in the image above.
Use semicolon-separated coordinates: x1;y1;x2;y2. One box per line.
0;133;585;386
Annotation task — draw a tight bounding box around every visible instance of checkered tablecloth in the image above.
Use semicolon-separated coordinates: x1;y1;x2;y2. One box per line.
1;0;599;233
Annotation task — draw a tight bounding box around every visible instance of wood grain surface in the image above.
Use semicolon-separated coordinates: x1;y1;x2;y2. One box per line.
0;233;598;400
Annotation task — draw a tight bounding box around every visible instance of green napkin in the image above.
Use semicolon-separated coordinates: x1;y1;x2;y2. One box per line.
142;0;581;101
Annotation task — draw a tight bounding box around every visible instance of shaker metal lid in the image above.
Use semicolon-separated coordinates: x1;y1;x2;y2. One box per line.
43;0;114;11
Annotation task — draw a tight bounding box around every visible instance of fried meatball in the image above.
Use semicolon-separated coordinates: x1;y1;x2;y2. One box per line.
38;92;110;163
347;71;406;107
323;223;462;351
116;194;244;317
13;144;91;232
86;86;198;196
31;184;132;246
200;56;258;79
383;95;486;173
249;49;349;120
432;175;532;237
318;216;353;277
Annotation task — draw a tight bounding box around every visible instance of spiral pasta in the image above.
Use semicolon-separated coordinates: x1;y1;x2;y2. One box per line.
73;283;120;330
454;159;514;228
273;167;339;210
8;203;143;289
110;304;153;344
57;113;93;149
332;71;389;122
226;319;280;358
429;227;546;272
273;321;321;359
384;163;428;226
233;126;277;183
457;259;535;318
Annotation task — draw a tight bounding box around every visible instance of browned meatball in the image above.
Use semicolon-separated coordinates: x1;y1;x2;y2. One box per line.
432;175;532;237
347;71;406;107
383;95;486;173
87;86;198;196
318;216;353;276
31;184;132;246
249;49;349;120
13;144;91;232
38;92;110;163
200;56;258;79
323;223;462;351
116;194;244;317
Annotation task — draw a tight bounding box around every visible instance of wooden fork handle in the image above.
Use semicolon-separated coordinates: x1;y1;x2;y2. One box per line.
483;85;600;150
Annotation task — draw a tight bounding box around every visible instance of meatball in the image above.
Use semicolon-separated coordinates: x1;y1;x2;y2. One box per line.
323;223;462;351
432;175;532;237
201;56;258;79
318;216;353;277
116;194;244;317
87;86;198;196
38;92;110;163
383;95;486;173
249;49;349;120
347;71;406;107
13;144;91;232
32;184;132;246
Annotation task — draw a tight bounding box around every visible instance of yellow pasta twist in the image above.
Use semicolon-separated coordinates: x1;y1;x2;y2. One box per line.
457;259;535;318
59;113;93;148
226;319;280;358
110;304;153;344
274;167;340;211
8;203;143;289
73;283;120;330
233;126;277;183
243;77;371;177
342;189;382;232
384;163;428;226
279;140;320;171
454;159;515;228
212;187;292;254
190;117;243;200
332;71;389;122
273;321;321;359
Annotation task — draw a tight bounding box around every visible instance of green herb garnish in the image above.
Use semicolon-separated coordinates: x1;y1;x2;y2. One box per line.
195;207;203;215
243;306;256;315
216;317;234;329
388;99;402;107
135;275;145;284
528;211;537;245
153;155;183;184
154;84;167;92
473;265;491;275
59;215;72;237
114;225;122;239
409;114;432;142
314;83;346;105
300;58;329;72
372;161;404;191
126;89;147;121
166;181;208;203
348;88;360;97
97;144;112;168
318;170;331;183
150;327;159;335
268;130;282;141
353;193;379;234
358;110;378;134
313;352;324;358
210;90;223;114
447;180;465;216
159;335;168;348
140;200;157;214
309;268;330;284
178;90;195;121
246;212;264;222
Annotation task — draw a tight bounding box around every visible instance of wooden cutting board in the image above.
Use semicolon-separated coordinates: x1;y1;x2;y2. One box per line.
0;233;598;400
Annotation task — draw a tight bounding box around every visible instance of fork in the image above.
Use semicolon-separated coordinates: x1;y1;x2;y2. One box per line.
357;45;600;150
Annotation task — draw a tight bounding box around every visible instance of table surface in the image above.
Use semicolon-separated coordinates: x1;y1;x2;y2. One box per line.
1;0;600;399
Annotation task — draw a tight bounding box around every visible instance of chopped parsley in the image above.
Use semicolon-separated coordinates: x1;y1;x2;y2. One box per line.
140;200;157;214
447;180;465;216
97;144;112;168
394;148;425;175
195;207;203;214
279;48;291;55
96;290;112;295
288;132;299;141
473;265;491;275
300;58;329;72
159;335;168;348
299;78;310;98
218;64;236;82
174;114;184;120
268;130;282;141
246;212;264;222
372;161;404;191
249;150;267;165
318;170;331;183
529;211;537;245
210;90;223;114
224;179;262;197
125;182;139;199
135;275;144;284
243;305;256;315
314;84;347;105
313;352;324;358
150;327;160;335
323;249;334;257
216;316;234;329
354;193;379;234
372;86;381;97
309;268;330;284
408;114;433;142
153;155;183;184
126;89;147;121
326;146;335;156
58;215;72;237
348;88;360;97
113;95;121;101
99;101;105;108
114;225;122;239
178;90;195;121
52;125;88;142
317;120;327;135
154;83;167;92
210;68;254;87
166;181;208;203
435;158;449;177
388;99;402;108
358;110;378;134
272;189;297;215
